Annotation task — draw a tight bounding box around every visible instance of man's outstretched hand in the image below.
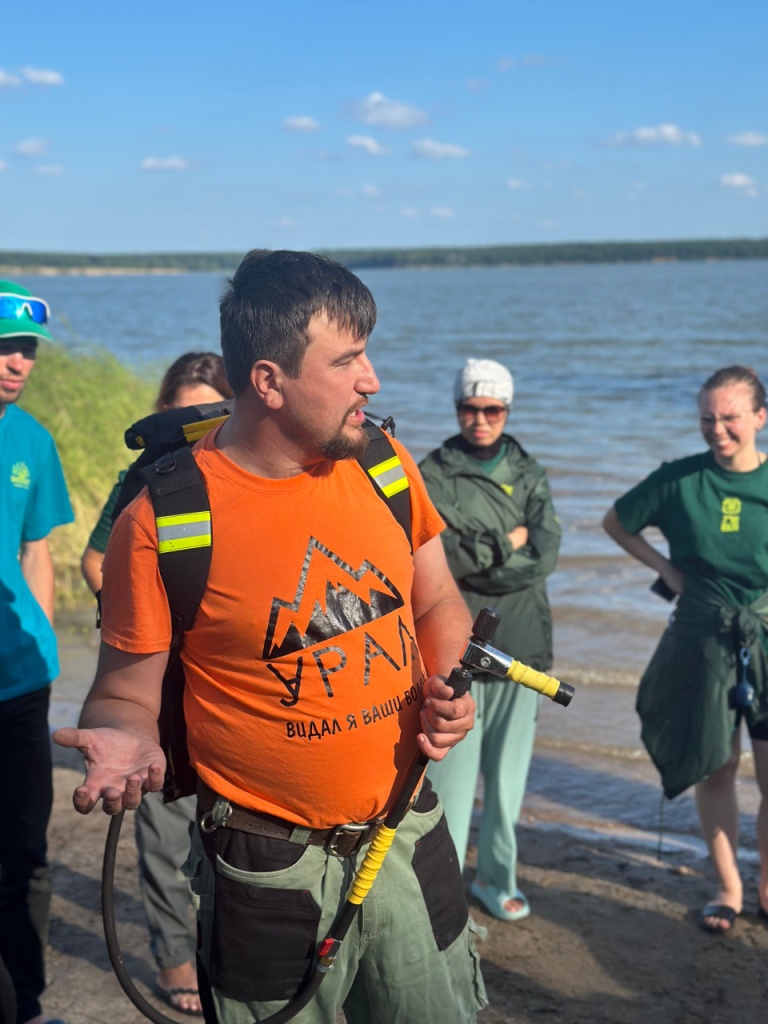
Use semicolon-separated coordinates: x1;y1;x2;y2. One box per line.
53;727;166;815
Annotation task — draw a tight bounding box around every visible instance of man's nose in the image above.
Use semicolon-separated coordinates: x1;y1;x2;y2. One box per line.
5;350;26;372
359;357;380;395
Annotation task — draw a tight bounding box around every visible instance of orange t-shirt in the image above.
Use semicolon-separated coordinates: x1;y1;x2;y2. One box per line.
101;425;444;828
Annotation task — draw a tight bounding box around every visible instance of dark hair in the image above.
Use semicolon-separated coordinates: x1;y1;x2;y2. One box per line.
154;351;232;412
219;249;377;395
699;365;766;412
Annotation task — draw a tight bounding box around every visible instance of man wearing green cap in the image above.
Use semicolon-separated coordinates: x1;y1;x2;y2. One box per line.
0;280;73;1024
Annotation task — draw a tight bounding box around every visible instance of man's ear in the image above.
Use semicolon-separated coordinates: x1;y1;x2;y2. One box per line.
250;360;283;409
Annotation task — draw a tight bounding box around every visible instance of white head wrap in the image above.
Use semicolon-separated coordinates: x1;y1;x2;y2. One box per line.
453;358;514;407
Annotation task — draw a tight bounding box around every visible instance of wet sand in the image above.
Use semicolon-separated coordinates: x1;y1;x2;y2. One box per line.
42;608;768;1023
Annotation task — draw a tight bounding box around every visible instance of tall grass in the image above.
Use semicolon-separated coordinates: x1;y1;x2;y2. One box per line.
19;342;157;608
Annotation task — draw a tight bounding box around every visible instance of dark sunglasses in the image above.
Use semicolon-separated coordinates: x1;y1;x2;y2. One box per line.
0;293;50;324
0;339;38;359
457;402;507;424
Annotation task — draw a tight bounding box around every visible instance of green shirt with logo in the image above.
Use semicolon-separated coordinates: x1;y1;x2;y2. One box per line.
615;451;768;607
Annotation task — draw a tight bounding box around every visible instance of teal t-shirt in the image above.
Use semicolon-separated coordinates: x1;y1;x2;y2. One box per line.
1;405;74;700
615;451;768;606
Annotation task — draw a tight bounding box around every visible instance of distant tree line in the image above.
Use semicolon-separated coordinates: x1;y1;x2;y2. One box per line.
2;237;767;273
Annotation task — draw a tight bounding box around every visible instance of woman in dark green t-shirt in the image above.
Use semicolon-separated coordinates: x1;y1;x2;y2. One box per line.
604;365;768;937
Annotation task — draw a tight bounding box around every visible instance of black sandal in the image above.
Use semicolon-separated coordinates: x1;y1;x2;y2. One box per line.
700;903;739;934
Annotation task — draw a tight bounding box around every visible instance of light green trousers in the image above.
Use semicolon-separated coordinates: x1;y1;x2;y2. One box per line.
186;788;487;1023
427;679;539;895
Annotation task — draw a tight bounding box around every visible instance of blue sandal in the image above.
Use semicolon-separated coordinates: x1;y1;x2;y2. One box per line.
471;880;530;922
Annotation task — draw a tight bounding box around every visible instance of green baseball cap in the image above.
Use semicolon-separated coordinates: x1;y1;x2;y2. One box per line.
0;279;53;342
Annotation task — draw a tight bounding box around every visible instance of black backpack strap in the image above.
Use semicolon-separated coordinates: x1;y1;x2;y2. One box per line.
140;444;212;634
359;418;412;550
139;445;211;802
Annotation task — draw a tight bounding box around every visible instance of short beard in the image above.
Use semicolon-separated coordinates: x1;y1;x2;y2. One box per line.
318;420;369;461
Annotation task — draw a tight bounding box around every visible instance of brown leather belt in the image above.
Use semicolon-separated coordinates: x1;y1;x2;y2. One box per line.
197;780;383;858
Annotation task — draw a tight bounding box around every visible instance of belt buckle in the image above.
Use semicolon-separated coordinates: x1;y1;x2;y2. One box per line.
327;820;377;857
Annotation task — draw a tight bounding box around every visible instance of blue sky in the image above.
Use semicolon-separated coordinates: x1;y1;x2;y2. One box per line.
2;0;766;253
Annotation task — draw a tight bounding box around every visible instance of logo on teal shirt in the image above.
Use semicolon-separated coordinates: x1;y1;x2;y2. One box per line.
10;461;31;489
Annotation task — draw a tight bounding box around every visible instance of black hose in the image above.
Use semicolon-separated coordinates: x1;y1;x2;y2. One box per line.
102;810;179;1024
102;808;325;1024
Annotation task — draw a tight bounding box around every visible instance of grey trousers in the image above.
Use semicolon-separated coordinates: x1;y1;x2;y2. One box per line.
134;791;196;970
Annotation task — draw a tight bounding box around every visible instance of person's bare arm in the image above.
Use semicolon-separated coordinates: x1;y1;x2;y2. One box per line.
20;537;55;623
411;534;475;761
602;506;685;595
80;544;105;595
53;642;169;814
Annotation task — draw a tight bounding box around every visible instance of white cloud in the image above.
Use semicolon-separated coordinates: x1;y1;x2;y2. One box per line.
0;160;7;171
22;67;64;86
431;207;454;218
346;135;388;157
412;138;469;160
354;92;427;129
361;183;381;196
274;216;295;227
610;123;702;147
141;156;189;171
283;115;320;132
34;164;64;175
506;178;524;190
498;55;555;71
466;78;488;94
721;172;758;197
728;131;768;147
15;138;47;156
0;69;21;87
399;207;421;218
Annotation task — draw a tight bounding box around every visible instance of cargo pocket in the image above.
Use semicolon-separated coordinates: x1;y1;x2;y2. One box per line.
209;870;321;1002
412;813;468;950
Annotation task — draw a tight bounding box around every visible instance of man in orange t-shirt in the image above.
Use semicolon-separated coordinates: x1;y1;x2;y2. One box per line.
55;250;486;1024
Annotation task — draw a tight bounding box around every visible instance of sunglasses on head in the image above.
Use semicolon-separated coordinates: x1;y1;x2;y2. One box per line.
456;402;507;424
0;293;50;325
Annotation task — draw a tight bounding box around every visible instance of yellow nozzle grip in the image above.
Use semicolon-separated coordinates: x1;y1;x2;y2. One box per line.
506;661;561;699
346;825;396;905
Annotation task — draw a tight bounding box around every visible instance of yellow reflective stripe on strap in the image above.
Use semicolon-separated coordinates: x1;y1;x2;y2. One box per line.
156;511;212;553
182;414;230;444
368;455;410;498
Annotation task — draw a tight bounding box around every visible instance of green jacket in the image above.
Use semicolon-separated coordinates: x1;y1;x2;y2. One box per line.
419;434;562;671
637;581;768;799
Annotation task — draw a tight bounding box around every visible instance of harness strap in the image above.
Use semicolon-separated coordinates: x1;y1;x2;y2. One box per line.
359;419;412;550
140;445;212;633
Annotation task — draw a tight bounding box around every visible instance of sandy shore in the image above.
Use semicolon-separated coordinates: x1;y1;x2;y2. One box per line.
40;613;768;1023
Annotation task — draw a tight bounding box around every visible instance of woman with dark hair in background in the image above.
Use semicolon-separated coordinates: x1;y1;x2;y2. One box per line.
81;351;231;1015
604;365;768;935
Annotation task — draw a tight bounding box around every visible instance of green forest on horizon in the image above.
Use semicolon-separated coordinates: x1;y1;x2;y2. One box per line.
2;237;767;273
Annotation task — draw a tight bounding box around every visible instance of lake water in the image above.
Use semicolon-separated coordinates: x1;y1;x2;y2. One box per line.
20;259;768;678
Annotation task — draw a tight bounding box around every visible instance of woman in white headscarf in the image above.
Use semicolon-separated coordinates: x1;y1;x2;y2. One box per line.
421;359;562;921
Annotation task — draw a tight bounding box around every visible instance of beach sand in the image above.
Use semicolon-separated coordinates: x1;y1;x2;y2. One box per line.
40;610;768;1024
